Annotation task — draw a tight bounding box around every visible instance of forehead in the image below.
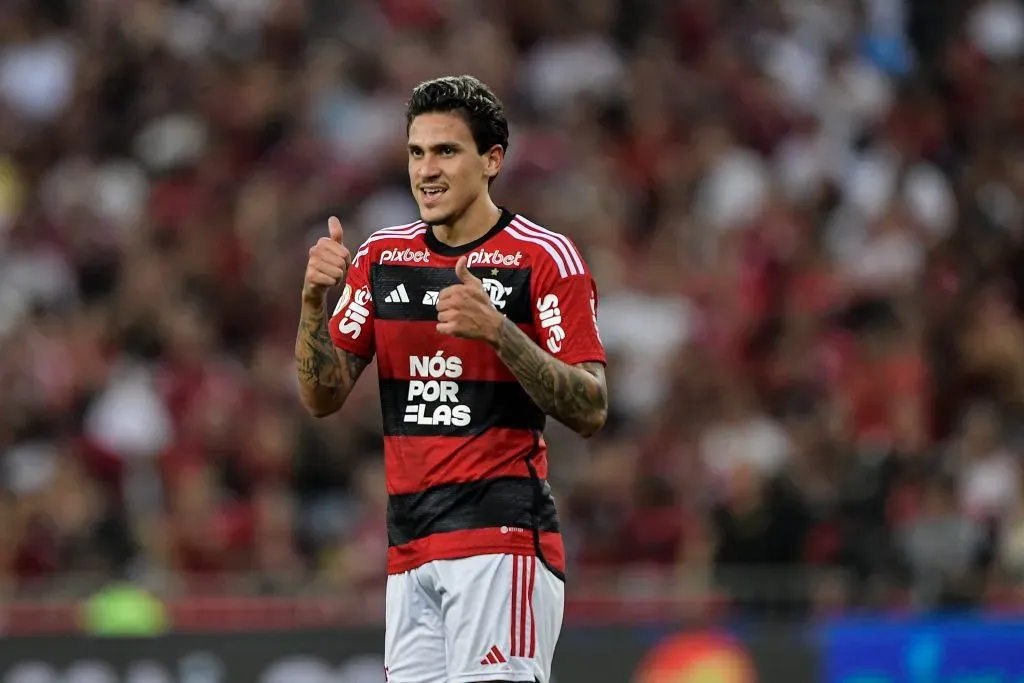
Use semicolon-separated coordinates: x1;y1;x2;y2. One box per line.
407;112;474;146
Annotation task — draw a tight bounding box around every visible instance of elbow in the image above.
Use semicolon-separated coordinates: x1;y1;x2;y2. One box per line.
576;404;608;439
306;405;339;419
299;391;344;418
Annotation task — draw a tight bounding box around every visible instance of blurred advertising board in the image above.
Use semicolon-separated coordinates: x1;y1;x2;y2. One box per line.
821;617;1024;683
0;626;816;683
12;612;1024;682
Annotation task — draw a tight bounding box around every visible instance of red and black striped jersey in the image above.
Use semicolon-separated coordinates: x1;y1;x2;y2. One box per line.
328;208;606;579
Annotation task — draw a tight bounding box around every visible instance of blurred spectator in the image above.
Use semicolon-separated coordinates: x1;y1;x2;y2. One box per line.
711;463;812;616
896;474;992;610
952;401;1021;523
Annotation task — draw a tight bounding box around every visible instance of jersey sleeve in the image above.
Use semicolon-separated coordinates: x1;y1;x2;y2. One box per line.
530;243;606;367
328;247;376;360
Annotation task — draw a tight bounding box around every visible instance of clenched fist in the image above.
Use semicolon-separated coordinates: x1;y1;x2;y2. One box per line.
303;216;351;305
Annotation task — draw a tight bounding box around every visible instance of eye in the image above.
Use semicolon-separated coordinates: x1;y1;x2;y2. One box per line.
409;148;424;159
439;146;456;157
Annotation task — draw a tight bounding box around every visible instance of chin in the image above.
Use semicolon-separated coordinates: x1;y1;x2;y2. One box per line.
419;205;455;227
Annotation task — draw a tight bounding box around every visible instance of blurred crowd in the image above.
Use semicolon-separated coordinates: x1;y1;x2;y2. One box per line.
3;0;1024;617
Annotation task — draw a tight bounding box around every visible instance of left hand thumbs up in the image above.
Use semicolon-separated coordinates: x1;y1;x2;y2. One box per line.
436;256;502;342
455;256;479;284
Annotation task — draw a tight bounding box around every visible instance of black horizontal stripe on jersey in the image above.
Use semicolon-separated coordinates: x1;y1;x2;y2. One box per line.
371;264;534;325
387;475;559;547
378;378;545;437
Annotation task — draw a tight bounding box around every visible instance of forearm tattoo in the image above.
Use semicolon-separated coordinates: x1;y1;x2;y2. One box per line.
493;317;608;435
295;305;368;413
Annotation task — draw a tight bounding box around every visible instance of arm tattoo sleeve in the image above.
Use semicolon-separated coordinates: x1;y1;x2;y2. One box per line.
492;317;608;436
295;303;369;416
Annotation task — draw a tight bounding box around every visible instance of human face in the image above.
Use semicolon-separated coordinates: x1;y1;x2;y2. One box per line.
407;112;501;226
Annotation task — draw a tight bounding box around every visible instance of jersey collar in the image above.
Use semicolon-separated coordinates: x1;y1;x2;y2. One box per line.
423;207;514;257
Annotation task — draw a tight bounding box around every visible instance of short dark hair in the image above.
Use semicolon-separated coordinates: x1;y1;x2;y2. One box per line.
406;75;509;155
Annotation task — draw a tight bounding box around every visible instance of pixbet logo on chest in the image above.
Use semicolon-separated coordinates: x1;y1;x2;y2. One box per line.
380;248;430;264
467;249;522;268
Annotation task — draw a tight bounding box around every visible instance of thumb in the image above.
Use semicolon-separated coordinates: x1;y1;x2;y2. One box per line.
455;256;477;284
328;216;344;243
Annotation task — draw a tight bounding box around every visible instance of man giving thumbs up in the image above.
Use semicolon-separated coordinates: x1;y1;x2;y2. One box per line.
293;75;609;683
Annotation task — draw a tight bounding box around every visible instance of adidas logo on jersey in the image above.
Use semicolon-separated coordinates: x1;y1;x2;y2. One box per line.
384;284;410;303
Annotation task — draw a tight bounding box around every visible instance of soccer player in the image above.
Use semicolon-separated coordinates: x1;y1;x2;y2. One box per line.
295;75;608;683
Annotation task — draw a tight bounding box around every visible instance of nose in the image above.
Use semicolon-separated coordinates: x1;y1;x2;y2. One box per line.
417;154;440;180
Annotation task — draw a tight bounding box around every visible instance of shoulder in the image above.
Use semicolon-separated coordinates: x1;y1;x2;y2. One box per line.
352;220;428;266
502;213;587;280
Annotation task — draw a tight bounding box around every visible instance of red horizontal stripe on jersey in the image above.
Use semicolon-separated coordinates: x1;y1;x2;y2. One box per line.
374;319;535;382
384;430;549;495
387;528;566;575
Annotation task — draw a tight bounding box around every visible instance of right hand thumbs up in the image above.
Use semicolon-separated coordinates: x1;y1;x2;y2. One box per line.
328;216;344;243
303;216;352;305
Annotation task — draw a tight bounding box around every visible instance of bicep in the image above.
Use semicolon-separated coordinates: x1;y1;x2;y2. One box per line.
574;360;609;408
334;348;372;389
576;361;606;386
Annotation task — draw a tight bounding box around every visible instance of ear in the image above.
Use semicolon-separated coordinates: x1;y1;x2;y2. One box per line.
483;143;504;180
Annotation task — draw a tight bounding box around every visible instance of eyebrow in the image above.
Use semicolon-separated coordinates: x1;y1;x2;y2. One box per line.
407;141;464;152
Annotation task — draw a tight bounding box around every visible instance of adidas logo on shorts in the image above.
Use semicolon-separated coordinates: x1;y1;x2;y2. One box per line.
480;645;507;666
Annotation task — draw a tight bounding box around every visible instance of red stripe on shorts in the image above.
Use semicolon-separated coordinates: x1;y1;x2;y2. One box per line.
528;555;537;658
510;554;520;656
519;556;530;658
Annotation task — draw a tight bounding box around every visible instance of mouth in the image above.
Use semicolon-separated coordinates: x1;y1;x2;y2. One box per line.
420;187;447;204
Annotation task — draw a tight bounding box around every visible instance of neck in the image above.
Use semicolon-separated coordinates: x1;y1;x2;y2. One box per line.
431;195;501;248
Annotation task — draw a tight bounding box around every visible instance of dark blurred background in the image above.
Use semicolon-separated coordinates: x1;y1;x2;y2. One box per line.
3;0;1024;630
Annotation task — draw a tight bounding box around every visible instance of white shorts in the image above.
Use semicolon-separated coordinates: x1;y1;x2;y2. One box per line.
384;553;564;683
